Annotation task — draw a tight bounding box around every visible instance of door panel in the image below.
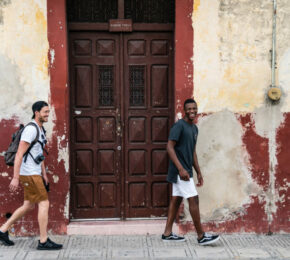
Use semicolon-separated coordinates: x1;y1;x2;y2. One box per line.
70;31;173;219
123;33;173;218
70;32;122;219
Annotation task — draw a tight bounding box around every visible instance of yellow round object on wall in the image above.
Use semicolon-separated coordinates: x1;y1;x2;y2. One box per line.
268;87;282;101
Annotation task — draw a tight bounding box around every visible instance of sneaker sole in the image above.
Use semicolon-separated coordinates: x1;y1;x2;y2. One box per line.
162;238;186;242
37;247;63;250
0;239;14;246
199;236;220;246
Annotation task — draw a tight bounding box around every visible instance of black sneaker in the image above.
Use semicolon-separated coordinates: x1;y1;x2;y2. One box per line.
0;231;14;246
198;233;220;246
37;237;63;250
162;232;185;242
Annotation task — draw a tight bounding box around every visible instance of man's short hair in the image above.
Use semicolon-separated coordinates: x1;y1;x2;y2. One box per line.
32;101;48;119
183;98;196;109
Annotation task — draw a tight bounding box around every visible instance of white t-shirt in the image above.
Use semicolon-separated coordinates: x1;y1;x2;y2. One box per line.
19;121;47;176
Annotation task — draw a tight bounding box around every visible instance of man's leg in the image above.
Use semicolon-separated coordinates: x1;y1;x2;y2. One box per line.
37;199;63;250
38;200;49;243
0;201;35;233
187;196;204;239
163;196;183;236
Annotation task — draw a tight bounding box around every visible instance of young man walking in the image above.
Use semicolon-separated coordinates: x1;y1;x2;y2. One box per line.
0;101;62;250
162;98;220;245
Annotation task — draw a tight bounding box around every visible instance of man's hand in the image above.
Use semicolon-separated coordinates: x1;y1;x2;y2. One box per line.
9;177;19;192
197;173;204;187
43;175;49;185
179;168;190;181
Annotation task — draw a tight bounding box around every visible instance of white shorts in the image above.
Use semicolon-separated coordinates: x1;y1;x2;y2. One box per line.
172;176;198;199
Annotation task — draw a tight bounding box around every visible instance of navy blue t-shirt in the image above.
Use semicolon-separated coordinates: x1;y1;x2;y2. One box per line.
167;119;198;183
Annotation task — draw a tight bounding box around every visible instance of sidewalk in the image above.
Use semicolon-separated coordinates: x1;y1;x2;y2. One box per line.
0;234;289;259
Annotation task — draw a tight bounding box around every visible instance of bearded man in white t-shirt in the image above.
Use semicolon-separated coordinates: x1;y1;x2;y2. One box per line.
0;101;62;250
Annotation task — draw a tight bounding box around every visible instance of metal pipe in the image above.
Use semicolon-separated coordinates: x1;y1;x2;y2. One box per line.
271;0;277;88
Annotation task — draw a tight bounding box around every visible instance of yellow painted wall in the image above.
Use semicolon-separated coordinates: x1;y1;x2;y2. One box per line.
0;0;50;126
193;0;290;113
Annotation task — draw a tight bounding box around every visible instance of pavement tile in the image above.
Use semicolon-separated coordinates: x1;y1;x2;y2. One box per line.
151;248;190;258
194;245;232;259
61;248;104;260
110;247;149;259
0;237;33;250
261;235;290;248
236;247;271;259
24;251;60;260
108;235;147;248
149;235;188;248
0;250;18;260
66;235;107;249
222;234;263;247
274;247;290;258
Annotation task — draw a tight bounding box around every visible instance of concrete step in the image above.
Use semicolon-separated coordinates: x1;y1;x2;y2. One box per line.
67;219;179;235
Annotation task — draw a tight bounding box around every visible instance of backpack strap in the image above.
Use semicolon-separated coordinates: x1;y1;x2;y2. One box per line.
40;126;48;155
23;122;40;163
37;140;48;155
42;126;46;136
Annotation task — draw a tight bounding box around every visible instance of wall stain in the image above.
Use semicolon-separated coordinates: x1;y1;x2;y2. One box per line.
0;0;11;24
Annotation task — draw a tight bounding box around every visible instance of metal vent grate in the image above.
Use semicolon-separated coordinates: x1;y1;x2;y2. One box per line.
129;66;145;106
125;0;175;23
99;65;114;106
67;0;118;23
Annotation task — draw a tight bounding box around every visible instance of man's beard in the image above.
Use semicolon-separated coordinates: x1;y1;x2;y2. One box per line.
39;117;47;123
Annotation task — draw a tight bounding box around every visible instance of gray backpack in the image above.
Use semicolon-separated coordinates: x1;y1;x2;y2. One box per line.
4;122;39;166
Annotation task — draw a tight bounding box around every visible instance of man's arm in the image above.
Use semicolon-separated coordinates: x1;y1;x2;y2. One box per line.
167;140;190;181
9;141;30;192
41;162;49;184
193;148;203;186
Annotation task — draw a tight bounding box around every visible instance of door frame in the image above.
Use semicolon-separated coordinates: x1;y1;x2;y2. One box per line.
46;0;194;222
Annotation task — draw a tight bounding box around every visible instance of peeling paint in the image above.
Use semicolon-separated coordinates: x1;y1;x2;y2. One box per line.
57;135;69;173
52;175;59;183
0;0;11;24
64;192;70;219
182;110;261;222
253;104;285;222
49;48;55;65
176;112;182;120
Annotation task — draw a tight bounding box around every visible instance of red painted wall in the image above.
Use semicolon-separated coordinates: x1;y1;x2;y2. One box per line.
46;0;70;234
175;0;194;116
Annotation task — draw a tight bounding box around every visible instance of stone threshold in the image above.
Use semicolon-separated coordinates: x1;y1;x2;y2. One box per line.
67;219;179;235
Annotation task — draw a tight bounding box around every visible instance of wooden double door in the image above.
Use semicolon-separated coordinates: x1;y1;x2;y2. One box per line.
69;31;174;219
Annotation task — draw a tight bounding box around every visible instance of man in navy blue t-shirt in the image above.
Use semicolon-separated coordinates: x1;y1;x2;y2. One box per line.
162;98;220;245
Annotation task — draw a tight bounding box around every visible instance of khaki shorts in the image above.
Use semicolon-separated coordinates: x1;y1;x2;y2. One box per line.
20;175;48;203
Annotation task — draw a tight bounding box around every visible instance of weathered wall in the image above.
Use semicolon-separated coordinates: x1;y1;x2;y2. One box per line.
175;0;194;119
180;0;290;233
0;0;288;235
0;0;69;235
